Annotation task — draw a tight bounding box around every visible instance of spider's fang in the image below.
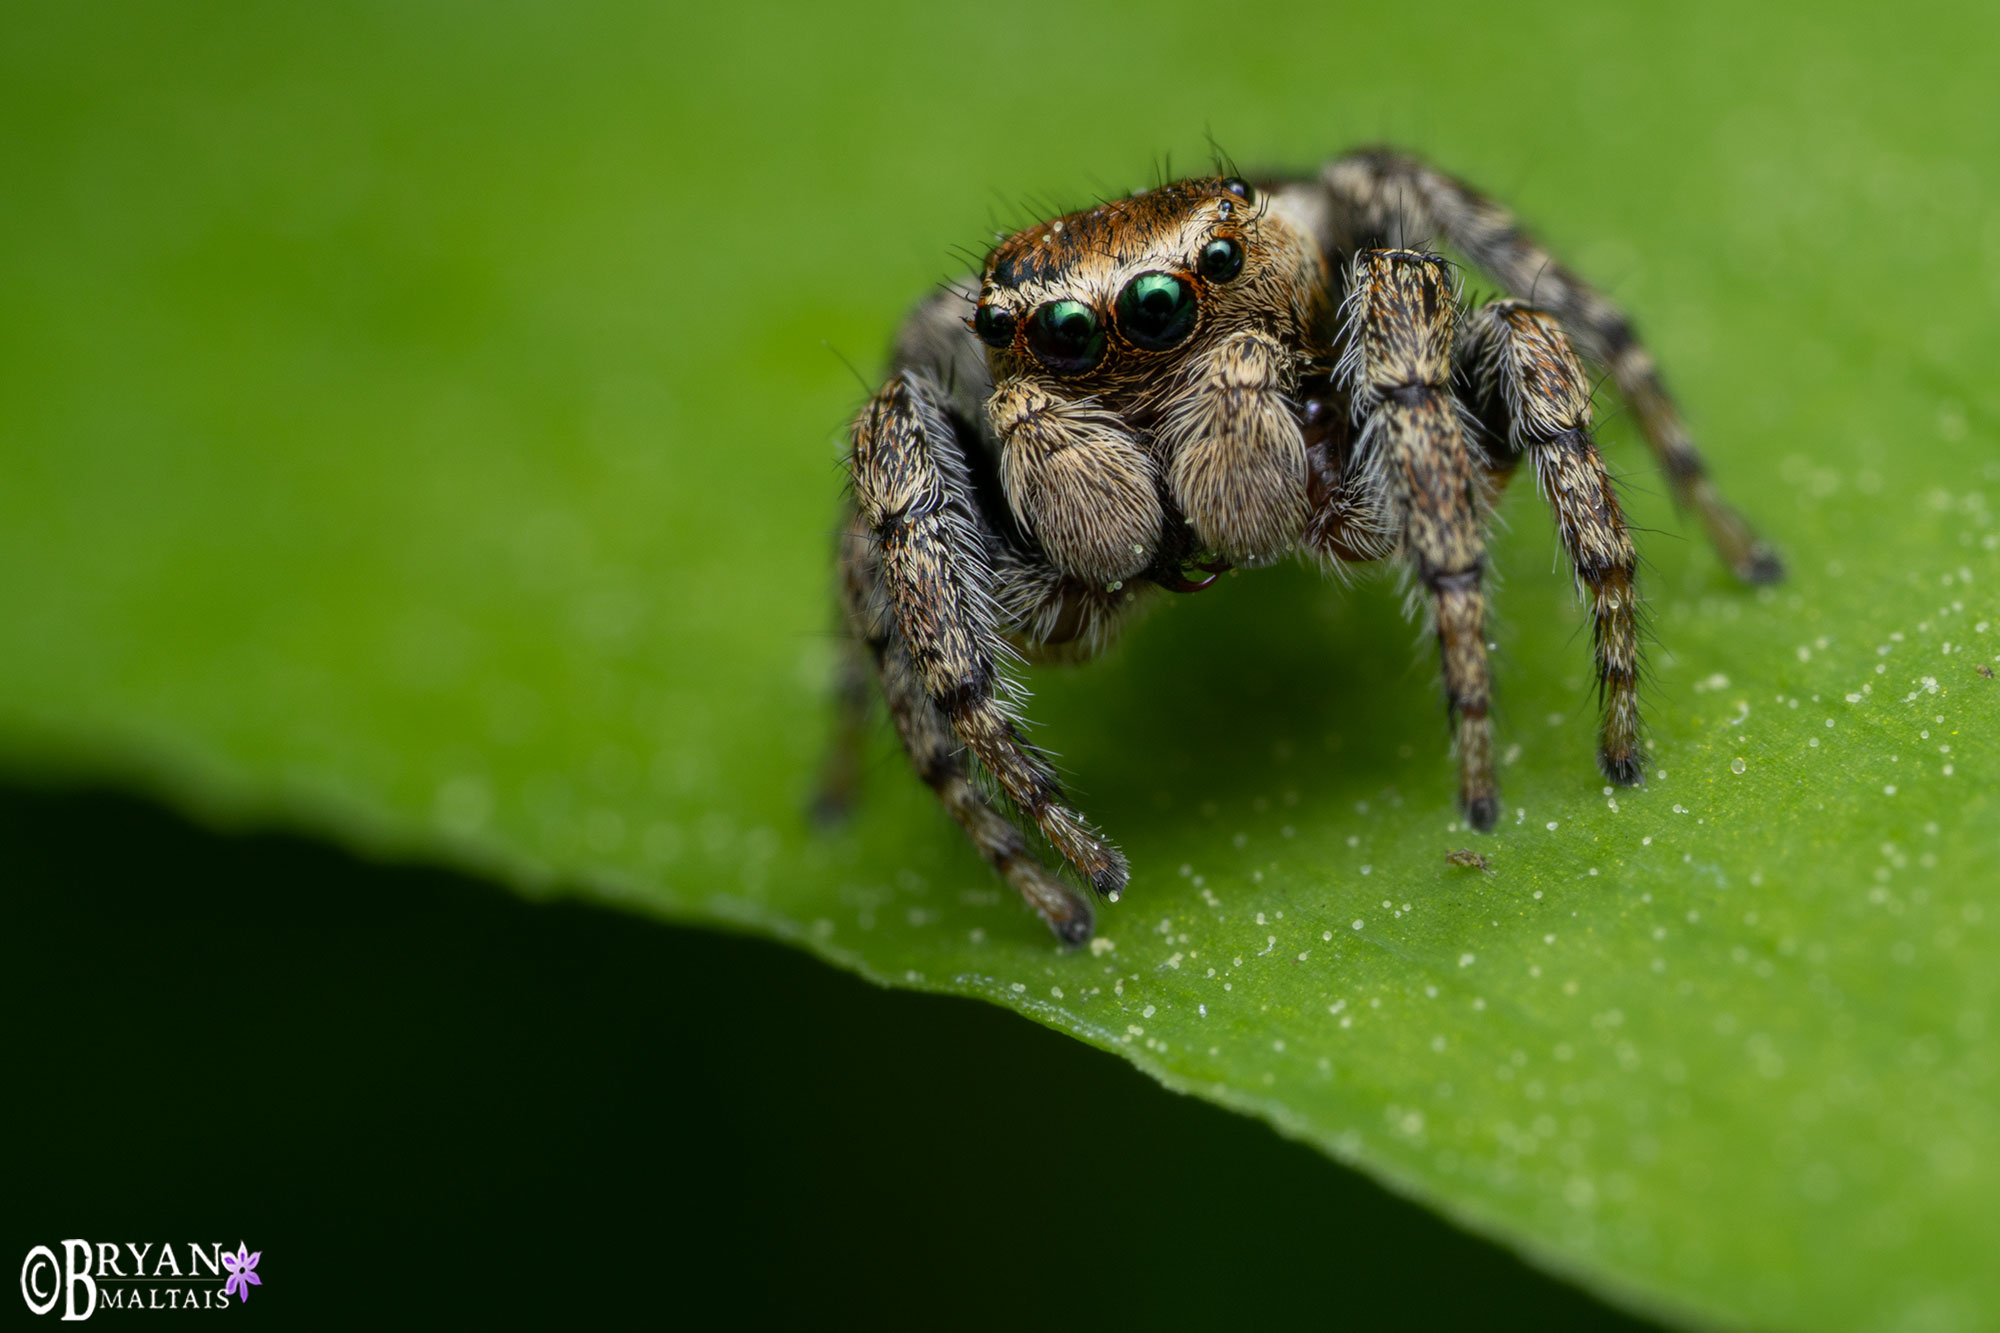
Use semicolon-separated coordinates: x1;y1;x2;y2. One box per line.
1157;561;1231;594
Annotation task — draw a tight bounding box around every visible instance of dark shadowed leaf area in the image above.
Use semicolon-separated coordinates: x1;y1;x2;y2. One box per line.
3;3;1996;1328
3;786;1656;1328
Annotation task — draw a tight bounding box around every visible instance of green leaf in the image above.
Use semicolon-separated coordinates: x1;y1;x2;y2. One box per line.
3;4;1996;1330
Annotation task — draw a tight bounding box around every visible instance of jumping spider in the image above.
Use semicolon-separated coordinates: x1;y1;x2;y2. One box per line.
825;148;1780;943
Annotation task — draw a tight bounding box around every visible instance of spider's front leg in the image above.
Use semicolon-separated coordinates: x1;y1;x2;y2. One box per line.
1322;149;1782;583
1341;250;1501;830
1460;301;1646;784
844;369;1126;942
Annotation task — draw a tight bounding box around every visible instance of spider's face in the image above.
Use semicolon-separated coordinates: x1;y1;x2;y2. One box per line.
971;177;1281;384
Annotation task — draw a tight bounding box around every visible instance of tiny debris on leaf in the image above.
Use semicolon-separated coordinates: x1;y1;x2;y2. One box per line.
1445;848;1494;873
1977;663;1994;679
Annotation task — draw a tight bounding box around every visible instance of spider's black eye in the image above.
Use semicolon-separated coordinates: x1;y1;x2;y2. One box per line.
1222;177;1253;201
1027;299;1106;373
1115;272;1197;351
1199;237;1246;283
973;303;1017;349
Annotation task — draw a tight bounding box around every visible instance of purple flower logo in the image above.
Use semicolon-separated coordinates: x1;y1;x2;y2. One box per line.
221;1243;262;1303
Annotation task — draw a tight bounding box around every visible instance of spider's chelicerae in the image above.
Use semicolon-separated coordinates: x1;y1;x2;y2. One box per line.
825;148;1780;943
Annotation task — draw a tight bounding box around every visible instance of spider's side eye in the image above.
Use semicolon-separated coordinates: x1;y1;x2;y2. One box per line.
1199;237;1246;283
1027;300;1106;373
1115;272;1197;351
973;303;1017;348
1222;177;1253;201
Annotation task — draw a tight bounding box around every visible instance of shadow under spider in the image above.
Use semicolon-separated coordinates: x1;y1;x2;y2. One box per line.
1024;564;1442;833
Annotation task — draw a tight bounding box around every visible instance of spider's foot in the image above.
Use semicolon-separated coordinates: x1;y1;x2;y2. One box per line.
1045;818;1129;901
1088;847;1131;901
1051;907;1096;948
1599;748;1649;787
1463;793;1501;833
807;788;856;829
1006;859;1096;946
1738;542;1786;586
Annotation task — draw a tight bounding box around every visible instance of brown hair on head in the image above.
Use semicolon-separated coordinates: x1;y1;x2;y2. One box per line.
984;177;1254;290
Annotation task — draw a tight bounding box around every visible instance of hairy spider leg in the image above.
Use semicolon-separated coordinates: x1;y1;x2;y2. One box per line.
844;370;1126;937
1340;249;1500;830
1321;149;1782;584
839;523;1093;940
1460;300;1646;784
811;626;874;826
1295;380;1392;569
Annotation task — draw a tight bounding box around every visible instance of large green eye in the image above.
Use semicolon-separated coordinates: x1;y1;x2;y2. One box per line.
1199;237;1245;283
1116;272;1197;351
1027;300;1105;373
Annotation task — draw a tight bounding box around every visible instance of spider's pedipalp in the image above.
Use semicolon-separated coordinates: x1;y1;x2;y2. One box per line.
987;379;1162;586
1322;149;1782;584
1343;248;1499;829
1159;328;1311;566
1461;300;1646;783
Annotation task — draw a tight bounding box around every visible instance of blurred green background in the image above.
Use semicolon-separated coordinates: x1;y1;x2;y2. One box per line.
5;1;1997;1327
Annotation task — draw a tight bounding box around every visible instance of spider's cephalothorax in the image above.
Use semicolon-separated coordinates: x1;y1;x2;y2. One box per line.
824;149;1782;943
